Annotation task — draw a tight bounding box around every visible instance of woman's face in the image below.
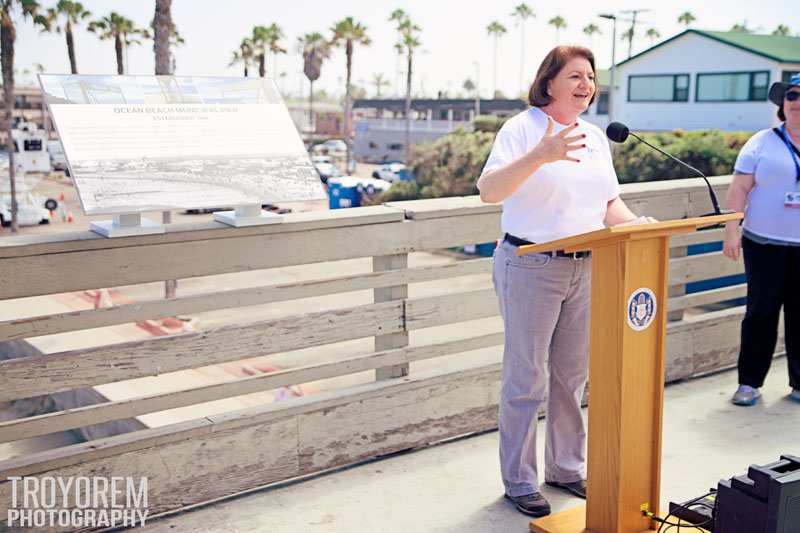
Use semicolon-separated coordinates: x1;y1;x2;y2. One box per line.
785;87;800;126
546;56;596;114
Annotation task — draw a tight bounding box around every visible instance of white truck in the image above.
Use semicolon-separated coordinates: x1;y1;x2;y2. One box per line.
11;122;51;174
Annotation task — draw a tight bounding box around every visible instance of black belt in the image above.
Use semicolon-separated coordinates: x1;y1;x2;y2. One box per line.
504;233;591;259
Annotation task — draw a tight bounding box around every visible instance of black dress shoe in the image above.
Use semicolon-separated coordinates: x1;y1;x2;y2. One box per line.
545;479;587;499
504;492;552;517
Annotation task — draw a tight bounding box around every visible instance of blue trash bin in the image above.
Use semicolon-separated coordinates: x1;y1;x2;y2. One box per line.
328;177;362;209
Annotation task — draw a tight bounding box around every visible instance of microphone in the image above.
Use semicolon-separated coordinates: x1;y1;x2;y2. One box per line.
606;122;726;217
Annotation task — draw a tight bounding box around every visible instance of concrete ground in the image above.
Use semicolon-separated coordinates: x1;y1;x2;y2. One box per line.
141;358;800;533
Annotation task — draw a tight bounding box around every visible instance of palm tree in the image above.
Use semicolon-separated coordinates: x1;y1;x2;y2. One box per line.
677;12;696;28
330;16;371;166
390;9;421;165
463;78;475;93
548;16;566;44
298;32;330;132
371;73;390;97
250;25;269;77
730;21;752;33
772;24;790;36
583;23;601;48
153;0;174;75
265;22;286;83
486;21;506;97
2;0;40;234
38;0;90;74
230;38;254;76
88;12;148;74
511;3;534;95
645;28;660;42
621;27;635;58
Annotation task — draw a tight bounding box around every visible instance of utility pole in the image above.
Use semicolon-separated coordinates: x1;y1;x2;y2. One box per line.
598;14;617;124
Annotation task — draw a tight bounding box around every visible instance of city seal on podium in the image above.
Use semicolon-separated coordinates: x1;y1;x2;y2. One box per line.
626;288;657;331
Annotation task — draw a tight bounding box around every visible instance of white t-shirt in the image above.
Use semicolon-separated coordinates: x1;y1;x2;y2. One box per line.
481;107;620;243
735;127;800;243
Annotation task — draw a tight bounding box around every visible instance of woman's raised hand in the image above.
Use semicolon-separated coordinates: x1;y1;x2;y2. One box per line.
534;116;586;164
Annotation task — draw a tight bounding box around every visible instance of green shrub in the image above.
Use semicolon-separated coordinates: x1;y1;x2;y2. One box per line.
472;114;510;133
378;127;496;202
379;127;756;202
378;180;421;202
612;129;752;183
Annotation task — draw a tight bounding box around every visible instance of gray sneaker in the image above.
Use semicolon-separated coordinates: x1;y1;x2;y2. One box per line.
504;492;551;517
545;479;587;499
731;385;760;406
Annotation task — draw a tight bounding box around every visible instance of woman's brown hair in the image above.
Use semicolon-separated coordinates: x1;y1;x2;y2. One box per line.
528;46;597;107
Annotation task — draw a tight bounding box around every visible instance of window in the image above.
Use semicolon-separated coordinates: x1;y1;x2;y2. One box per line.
387;143;403;151
23;139;42;151
784;71;800;82
628;74;689;102
596;92;609;115
696;71;770;102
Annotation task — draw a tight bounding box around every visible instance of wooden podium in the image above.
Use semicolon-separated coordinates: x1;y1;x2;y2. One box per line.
516;214;742;533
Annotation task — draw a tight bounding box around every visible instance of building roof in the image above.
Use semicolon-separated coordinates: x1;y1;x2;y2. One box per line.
353;98;527;113
617;29;800;67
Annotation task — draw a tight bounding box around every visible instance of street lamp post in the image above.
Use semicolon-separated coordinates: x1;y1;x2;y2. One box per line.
599;13;617;124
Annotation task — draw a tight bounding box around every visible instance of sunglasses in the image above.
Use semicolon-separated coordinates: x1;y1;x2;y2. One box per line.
786;91;800;102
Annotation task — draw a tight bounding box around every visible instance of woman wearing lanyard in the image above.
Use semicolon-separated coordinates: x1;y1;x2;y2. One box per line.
477;46;645;517
723;73;800;406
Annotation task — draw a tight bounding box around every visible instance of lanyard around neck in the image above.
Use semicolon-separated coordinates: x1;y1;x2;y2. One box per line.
775;124;800;184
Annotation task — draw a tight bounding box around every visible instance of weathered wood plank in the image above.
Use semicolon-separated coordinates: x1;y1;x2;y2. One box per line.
406;289;499;330
0;301;404;402
0;416;300;522
669;251;744;285
0;332;504;442
0;258;491;341
0;213;501;300
670;228;725;248
384;196;501;220
0;205;406;258
0;363;503;521
374;253;410;380
668;284;747;311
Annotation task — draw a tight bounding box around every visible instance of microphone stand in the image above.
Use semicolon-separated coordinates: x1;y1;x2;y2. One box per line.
628;131;730;218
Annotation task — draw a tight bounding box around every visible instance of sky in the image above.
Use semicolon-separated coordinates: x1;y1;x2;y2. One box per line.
14;0;800;101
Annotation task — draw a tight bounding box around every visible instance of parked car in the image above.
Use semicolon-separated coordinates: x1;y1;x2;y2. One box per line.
47;140;68;173
0;190;56;227
314;161;340;184
372;162;406;182
311;139;347;156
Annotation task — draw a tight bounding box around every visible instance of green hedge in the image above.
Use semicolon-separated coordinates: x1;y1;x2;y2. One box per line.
379;127;755;201
612;129;752;183
379;128;495;202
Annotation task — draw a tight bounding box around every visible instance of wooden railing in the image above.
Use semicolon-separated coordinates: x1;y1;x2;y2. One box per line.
0;175;782;525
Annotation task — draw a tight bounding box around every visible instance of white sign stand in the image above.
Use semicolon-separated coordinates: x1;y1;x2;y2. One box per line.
213;204;283;227
91;213;165;238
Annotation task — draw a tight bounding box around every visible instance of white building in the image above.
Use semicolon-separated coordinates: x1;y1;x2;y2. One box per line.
611;30;800;131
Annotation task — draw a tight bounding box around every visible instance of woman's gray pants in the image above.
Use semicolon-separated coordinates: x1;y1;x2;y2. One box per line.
492;240;591;497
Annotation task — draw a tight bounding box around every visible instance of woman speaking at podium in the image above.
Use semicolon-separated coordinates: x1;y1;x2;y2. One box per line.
477;46;641;518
